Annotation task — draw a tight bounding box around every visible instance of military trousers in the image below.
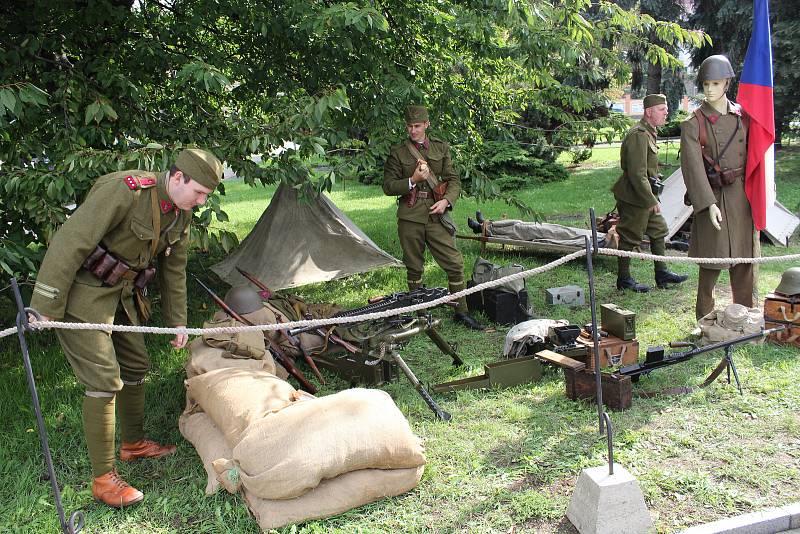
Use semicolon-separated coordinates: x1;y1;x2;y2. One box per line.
398;217;466;287
56;303;151;393
615;199;669;252
696;265;754;320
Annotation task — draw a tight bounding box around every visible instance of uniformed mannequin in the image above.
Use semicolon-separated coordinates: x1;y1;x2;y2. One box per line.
680;55;755;319
383;105;483;330
29;149;223;507
612;94;688;292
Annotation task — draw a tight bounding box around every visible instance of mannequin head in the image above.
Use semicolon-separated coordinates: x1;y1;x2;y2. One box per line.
697;55;735;113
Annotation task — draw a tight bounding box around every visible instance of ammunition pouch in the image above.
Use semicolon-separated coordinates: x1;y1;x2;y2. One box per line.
703;158;742;189
402;187;418;208
83;244;156;290
648;174;665;197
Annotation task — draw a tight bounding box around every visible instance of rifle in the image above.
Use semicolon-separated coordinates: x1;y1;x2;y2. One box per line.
192;275;317;394
236;267;359;355
619;326;786;393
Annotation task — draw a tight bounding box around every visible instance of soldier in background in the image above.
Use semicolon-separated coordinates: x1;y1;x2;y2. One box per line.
383;105;483;330
680;55;755;319
612;93;688;292
29;149;223;507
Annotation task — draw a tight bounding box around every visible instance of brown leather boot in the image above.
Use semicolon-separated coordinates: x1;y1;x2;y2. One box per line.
92;470;144;508
120;439;176;462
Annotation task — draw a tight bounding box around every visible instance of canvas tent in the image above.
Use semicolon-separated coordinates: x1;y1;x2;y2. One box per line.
212;184;403;290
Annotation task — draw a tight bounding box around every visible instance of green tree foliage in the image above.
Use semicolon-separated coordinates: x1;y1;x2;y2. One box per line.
0;0;701;279
689;0;800;145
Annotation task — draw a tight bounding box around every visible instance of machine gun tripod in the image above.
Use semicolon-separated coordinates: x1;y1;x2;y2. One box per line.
306;288;463;421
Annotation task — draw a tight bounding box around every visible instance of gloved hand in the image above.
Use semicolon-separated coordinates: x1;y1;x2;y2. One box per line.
708;203;722;231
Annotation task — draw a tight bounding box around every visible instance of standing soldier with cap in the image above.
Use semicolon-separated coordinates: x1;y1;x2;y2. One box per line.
612;93;688;292
383;105;483;329
28;148;224;507
680;55;754;319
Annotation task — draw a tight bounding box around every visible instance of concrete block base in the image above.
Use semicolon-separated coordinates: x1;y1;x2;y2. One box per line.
567;463;654;534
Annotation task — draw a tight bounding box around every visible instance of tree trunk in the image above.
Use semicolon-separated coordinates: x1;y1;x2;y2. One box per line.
647;61;662;95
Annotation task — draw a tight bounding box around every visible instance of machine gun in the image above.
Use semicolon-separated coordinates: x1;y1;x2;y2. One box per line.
619;326;786;393
294;287;464;421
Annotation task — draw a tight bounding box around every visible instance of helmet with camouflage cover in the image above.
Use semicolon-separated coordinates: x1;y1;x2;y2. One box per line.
698;55;735;83
775;267;800;296
223;286;263;315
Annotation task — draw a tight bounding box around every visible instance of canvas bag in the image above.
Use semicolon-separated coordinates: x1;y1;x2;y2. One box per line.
472;257;525;294
184;337;277;379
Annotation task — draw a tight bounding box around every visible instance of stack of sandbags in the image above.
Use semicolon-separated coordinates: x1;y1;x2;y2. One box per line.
179;365;426;529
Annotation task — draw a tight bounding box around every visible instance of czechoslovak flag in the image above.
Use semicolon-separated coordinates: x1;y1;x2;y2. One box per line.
737;0;775;231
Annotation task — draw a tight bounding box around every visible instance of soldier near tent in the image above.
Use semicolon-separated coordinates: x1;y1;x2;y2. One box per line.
383;105;483;330
29;148;223;508
680;55;755;319
611;93;688;292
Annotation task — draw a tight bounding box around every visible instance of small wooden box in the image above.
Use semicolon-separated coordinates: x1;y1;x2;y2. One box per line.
563;368;632;411
576;332;639;370
764;293;800;348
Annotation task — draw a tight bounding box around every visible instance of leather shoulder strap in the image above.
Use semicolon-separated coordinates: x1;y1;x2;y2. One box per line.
693;109;708;151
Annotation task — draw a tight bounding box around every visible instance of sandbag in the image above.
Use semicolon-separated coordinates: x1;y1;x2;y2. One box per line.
243;466;424;530
178;412;231;495
698;304;763;346
185;338;277;379
216;388;426;500
185;368;301;446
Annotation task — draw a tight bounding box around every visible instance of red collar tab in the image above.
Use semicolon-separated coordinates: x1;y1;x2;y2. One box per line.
123;175;157;190
707;115;719;124
418;139;430;150
160;200;176;213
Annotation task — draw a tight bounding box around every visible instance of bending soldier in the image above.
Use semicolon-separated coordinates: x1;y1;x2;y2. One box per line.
383;105;483;330
29;149;223;507
612;93;688;292
680;55;755;319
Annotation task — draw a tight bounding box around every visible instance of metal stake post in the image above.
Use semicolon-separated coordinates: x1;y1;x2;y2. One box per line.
10;278;84;534
586;208;604;434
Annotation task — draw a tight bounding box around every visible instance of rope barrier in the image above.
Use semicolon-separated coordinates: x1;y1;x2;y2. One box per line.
2;247;798;339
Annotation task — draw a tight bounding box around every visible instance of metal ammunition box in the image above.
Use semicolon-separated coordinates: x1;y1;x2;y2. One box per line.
600;303;636;340
545;285;585;306
312;352;397;386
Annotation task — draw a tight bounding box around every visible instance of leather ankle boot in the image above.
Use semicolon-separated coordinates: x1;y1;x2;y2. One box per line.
467;217;482;234
655;269;689;288
92;470;144;508
454;312;485;330
475;210;485;224
616;276;651;293
120;439;176;462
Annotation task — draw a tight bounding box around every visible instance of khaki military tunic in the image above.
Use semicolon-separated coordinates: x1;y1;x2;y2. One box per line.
382;136;466;292
680;101;754;267
612;119;668;250
30;170;191;392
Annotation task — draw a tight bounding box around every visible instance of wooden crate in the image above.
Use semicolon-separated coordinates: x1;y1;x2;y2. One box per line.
576;333;639;370
764;293;800;348
563;368;632;411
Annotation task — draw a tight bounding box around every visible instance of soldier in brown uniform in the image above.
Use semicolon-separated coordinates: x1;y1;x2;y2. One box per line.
29;149;223;507
383;105;483;329
612;94;688;292
680;55;755;319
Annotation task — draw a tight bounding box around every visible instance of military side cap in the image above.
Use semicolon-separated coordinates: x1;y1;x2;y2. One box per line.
643;94;667;109
404;105;429;123
175;148;223;189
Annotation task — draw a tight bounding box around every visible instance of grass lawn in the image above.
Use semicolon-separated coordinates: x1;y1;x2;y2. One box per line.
1;147;799;533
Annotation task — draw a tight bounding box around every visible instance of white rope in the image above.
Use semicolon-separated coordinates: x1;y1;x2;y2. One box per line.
599;248;800;264
2;247;798;339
